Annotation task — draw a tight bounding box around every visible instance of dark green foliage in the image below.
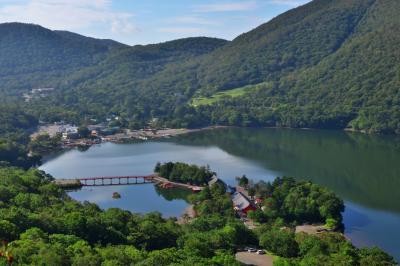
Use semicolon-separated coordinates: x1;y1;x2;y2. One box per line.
191;0;400;134
237;175;249;187
358;247;397;266
248;177;344;226
0;139;40;169
28;134;61;154
190;182;235;217
1;0;400;134
0;105;41;168
273;233;397;265
155;162;215;186
259;228;299;258
77;127;90;138
0;167;243;265
0;167;395;265
0;23;125;94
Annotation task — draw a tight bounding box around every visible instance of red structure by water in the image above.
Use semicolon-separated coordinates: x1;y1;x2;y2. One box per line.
78;175;155;186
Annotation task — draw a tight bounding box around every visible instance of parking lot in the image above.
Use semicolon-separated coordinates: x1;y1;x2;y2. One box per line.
235;252;274;266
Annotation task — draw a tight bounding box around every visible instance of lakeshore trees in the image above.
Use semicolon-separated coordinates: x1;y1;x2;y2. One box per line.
247;177;345;228
0;167;396;265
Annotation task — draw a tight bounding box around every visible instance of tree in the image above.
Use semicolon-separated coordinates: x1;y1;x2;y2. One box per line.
248;187;256;200
358;247;396;266
0;220;18;242
77;127;90;138
237;175;249;187
259;228;299;258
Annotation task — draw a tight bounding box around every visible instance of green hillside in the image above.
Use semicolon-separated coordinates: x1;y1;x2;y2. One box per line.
29;37;228;122
0;0;399;134
195;0;400;133
0;23;126;95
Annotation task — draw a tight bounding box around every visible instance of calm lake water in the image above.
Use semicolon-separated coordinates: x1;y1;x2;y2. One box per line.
39;127;400;261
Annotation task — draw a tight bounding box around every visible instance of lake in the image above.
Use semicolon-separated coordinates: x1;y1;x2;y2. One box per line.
39;127;400;261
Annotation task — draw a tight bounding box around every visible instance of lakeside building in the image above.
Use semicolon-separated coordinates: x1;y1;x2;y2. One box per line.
208;175;228;190
62;126;79;140
232;192;256;215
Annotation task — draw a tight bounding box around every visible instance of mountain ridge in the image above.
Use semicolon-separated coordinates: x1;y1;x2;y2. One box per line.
0;0;399;134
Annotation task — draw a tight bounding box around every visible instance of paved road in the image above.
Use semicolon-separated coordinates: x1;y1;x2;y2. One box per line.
235;252;274;266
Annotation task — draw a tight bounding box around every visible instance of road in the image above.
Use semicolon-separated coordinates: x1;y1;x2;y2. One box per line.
235;252;274;266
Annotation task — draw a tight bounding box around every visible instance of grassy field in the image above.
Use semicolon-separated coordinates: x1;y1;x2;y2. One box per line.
191;83;266;107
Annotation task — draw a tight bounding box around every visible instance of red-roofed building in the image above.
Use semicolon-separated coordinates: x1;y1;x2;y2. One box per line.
232;192;256;214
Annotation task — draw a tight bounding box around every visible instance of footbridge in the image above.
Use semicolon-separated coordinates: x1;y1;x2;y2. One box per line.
54;175;155;188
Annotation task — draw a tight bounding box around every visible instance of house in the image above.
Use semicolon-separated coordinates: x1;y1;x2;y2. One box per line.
62;126;79;140
232;192;256;215
208;175;228;190
90;130;98;137
255;198;263;205
208;175;219;187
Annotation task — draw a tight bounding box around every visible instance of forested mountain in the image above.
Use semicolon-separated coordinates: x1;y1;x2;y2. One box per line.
0;0;399;134
0;23;126;95
199;0;400;133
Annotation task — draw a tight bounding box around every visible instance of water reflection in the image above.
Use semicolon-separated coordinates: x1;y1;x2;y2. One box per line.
171;128;400;214
40;128;400;261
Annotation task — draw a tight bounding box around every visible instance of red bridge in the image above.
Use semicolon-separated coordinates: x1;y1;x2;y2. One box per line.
78;175;155;186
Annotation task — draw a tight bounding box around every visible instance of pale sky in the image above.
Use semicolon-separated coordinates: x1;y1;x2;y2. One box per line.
0;0;311;45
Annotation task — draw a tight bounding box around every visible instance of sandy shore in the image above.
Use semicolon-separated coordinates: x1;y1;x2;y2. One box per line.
177;205;197;224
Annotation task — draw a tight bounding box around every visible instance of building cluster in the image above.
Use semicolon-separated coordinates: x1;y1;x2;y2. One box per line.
58;123;121;141
23;87;55;102
88;123;120;138
62;126;79;140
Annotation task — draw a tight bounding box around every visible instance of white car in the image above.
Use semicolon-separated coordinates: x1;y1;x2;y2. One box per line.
247;248;257;253
257;250;266;255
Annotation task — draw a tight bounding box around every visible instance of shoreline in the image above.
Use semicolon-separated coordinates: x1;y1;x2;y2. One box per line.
33;125;229;152
33;124;394;162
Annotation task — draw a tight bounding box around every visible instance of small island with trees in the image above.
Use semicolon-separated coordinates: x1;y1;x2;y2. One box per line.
154;162;215;186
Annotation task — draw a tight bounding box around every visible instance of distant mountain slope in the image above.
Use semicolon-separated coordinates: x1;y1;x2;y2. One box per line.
278;0;400;133
63;37;228;89
118;0;375;103
0;23;126;94
201;0;399;133
49;0;376;122
193;0;376;93
44;37;228;120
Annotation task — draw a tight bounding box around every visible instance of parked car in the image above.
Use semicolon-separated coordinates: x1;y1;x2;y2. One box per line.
247;248;257;253
257;250;266;255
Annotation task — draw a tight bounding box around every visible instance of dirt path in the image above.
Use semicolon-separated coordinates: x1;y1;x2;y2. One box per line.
153;176;204;191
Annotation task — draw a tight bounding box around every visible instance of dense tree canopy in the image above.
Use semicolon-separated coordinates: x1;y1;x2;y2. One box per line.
155;162;215;186
247;177;345;228
0;167;396;265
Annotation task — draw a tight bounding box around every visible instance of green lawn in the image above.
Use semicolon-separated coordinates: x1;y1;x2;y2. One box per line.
191;83;266;107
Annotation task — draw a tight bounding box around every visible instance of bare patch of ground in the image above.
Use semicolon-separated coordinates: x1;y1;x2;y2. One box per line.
295;224;326;235
177;205;196;225
235;252;274;266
